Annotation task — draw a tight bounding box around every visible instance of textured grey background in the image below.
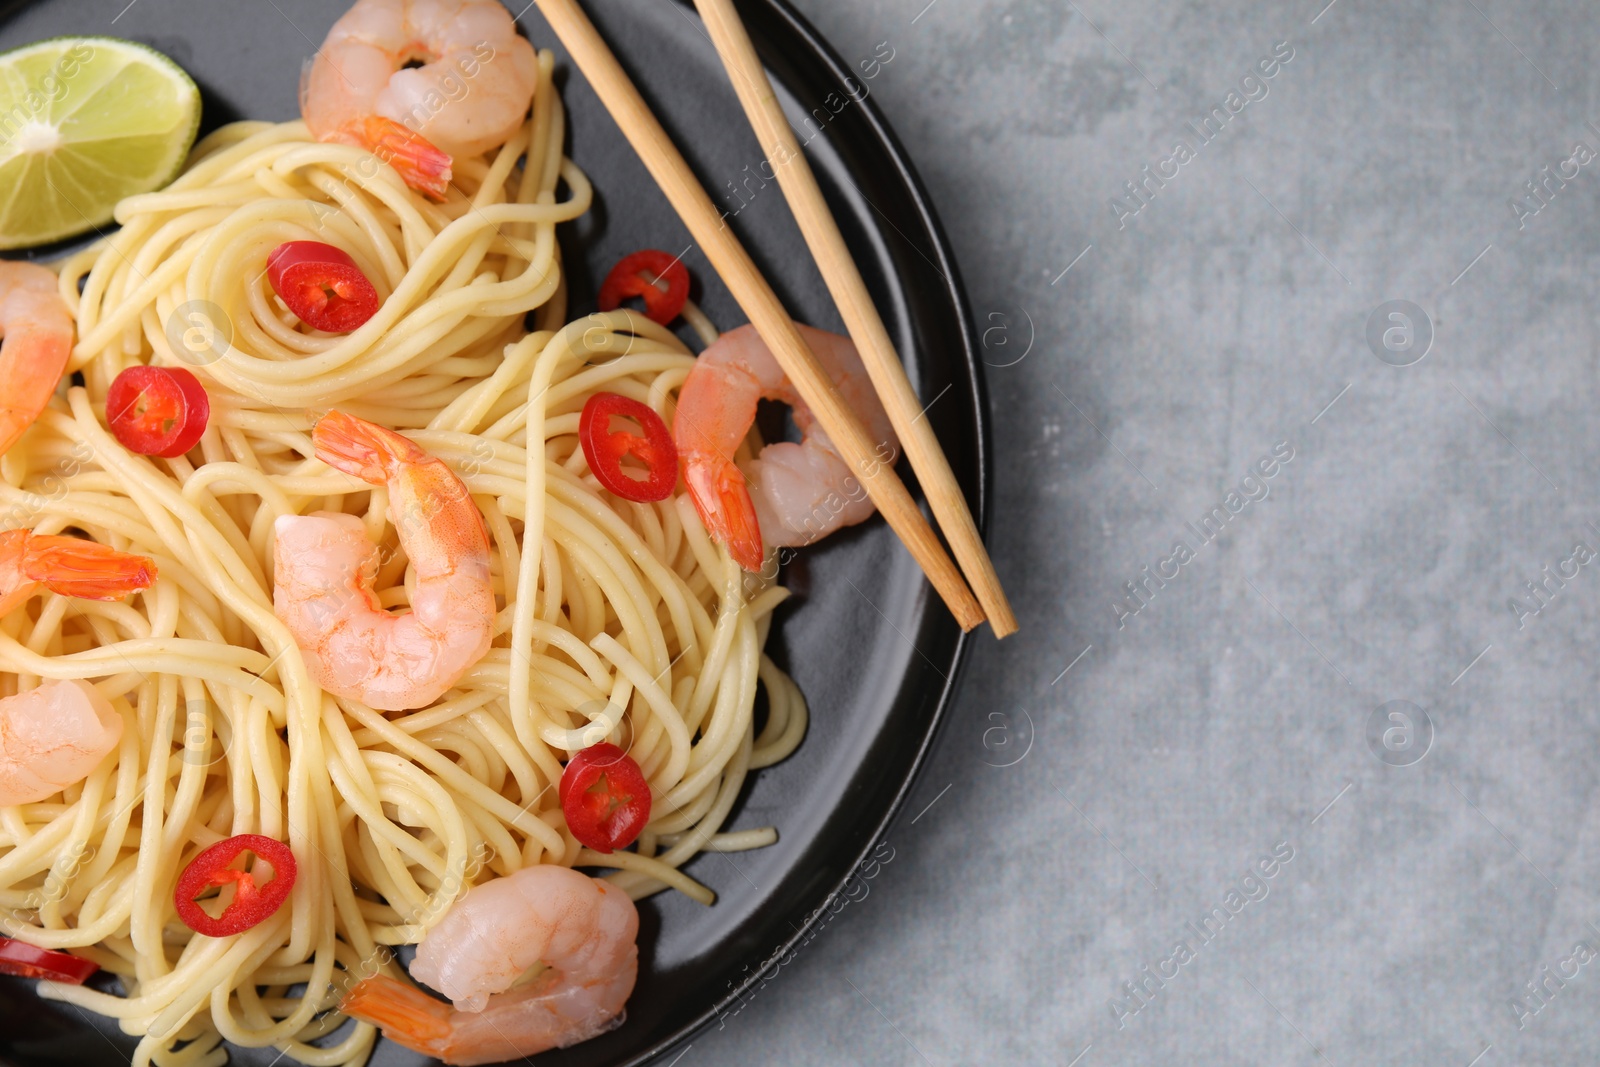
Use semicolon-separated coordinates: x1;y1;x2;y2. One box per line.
687;1;1600;1065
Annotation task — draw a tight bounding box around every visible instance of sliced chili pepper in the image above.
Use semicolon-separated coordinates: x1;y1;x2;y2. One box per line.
266;241;380;333
596;249;690;325
559;743;651;854
174;834;297;938
106;365;210;458
578;392;678;503
0;937;98;983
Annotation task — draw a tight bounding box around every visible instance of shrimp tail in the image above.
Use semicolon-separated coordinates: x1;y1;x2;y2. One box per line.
342;976;453;1050
683;458;764;572
314;409;428;484
20;534;156;602
348;116;453;200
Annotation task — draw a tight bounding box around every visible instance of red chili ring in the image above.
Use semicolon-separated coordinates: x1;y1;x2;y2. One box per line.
578;392;678;503
266;241;381;333
0;937;98;984
559;742;652;854
174;834;297;938
106;365;211;458
597;249;690;326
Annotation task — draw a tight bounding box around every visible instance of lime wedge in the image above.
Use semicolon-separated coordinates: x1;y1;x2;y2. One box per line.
0;37;200;250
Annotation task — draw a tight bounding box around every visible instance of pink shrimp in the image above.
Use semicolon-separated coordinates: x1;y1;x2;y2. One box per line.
301;0;539;199
0;531;156;806
0;262;74;456
272;411;493;711
341;866;638;1065
673;323;899;572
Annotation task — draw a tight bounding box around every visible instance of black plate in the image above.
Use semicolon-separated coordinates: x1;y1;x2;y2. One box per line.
0;1;987;1064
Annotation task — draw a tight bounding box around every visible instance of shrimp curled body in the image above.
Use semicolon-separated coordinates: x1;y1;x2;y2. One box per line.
0;681;123;807
673;323;899;571
0;262;74;456
273;411;493;711
341;866;639;1066
0;531;156;805
302;0;539;197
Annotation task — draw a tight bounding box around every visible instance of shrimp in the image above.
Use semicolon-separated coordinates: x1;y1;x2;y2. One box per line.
0;681;124;807
673;323;900;572
0;531;156;806
272;410;494;711
341;866;638;1066
0;262;74;456
302;0;539;199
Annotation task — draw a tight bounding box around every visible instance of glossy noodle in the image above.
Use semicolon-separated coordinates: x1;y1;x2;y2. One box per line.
0;47;805;1067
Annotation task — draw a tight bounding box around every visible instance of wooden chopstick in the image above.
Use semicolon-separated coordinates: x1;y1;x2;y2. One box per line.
692;0;1017;638
532;0;986;632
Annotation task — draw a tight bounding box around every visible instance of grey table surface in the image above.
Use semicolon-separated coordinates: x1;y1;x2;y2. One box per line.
686;1;1600;1065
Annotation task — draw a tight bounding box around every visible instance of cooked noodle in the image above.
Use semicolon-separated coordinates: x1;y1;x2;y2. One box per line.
0;49;804;1067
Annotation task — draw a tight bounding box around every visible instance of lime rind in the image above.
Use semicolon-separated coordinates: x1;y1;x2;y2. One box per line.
0;36;201;250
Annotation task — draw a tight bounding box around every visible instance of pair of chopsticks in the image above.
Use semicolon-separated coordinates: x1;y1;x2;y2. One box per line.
532;0;1016;638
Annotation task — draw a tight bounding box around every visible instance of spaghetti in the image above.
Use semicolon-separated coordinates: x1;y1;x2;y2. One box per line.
0;45;804;1067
